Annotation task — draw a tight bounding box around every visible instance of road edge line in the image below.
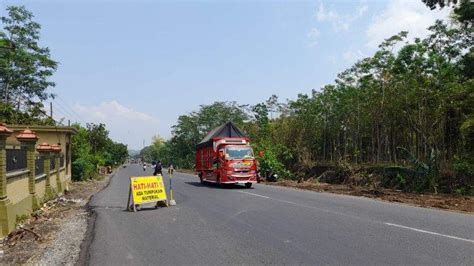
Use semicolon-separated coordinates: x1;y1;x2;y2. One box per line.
237;191;270;199
384;222;474;244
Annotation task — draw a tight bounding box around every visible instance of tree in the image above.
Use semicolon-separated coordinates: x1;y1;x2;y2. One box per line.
104;141;128;165
0;6;57;119
422;0;473;26
252;103;269;137
87;123;109;154
422;0;459;9
71;123;128;180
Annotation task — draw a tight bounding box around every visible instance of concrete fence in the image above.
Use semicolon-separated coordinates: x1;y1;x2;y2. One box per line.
0;123;76;236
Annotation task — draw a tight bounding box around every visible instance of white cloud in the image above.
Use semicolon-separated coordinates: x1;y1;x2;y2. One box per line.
357;3;368;17
73;100;160;149
316;3;339;22
74;101;158;123
366;0;450;48
343;49;365;63
307;27;321;46
316;1;368;32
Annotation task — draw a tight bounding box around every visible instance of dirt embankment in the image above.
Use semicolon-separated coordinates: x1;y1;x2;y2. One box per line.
269;180;474;213
0;175;111;265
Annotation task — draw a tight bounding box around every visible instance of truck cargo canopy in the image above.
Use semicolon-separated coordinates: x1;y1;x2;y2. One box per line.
196;122;247;149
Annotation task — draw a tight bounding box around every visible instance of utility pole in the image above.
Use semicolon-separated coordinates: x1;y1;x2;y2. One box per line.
50;102;53;118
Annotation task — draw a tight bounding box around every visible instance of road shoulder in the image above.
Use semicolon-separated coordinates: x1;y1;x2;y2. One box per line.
0;171;115;265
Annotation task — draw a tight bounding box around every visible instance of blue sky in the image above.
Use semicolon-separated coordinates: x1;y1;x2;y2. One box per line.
1;0;449;149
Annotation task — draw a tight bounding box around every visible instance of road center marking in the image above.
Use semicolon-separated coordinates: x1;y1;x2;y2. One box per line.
385;222;474;244
237;191;270;199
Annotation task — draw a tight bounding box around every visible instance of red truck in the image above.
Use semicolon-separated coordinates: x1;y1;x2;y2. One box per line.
196;122;257;188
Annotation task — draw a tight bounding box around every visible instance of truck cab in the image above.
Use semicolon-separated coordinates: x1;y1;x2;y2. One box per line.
215;143;257;187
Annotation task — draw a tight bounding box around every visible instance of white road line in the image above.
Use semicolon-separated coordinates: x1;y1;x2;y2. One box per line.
238;191;380;221
237;190;474;245
237;191;270;199
385;222;474;244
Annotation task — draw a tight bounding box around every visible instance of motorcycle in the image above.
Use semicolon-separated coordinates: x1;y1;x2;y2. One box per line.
257;168;278;183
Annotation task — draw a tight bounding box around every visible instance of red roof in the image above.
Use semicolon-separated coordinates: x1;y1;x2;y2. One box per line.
37;142;52;152
0;123;13;136
16;129;38;142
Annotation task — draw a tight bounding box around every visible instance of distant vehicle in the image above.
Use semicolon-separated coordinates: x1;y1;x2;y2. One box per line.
195;122;257;188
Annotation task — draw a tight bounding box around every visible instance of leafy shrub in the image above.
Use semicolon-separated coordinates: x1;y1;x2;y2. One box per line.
253;142;291;179
72;158;96;181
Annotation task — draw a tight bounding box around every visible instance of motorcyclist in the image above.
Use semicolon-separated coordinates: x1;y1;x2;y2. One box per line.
153;160;163;176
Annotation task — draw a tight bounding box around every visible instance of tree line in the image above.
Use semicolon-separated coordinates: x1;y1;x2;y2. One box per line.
72;123;128;181
142;3;473;194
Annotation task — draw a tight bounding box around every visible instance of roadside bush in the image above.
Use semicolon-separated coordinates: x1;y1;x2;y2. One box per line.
72;158;96;181
253;142;291;179
451;157;474;195
71;123;128;181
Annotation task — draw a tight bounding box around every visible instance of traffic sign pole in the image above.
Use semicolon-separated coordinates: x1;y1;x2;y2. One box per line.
168;168;176;206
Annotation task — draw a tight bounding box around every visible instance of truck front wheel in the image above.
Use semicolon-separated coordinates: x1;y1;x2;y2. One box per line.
245;183;252;188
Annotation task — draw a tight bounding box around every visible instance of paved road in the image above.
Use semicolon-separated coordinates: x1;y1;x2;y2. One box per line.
85;164;474;265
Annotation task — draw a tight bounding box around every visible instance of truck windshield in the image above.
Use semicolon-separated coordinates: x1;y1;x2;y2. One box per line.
225;147;254;160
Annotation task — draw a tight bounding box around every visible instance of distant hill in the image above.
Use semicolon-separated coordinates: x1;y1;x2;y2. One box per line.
128;149;140;157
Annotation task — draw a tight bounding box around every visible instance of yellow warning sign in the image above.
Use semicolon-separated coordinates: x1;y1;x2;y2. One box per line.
130;176;167;204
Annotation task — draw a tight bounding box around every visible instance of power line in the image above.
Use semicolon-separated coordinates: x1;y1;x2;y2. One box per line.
8;90;80;127
46;100;71;123
53;95;86;124
51;106;70;124
48;88;82;115
13;93;64;126
38;106;64;126
50;95;85;123
51;98;74;117
51;98;86;125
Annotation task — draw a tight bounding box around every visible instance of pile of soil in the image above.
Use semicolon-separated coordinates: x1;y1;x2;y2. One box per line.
0;177;110;264
270;180;474;213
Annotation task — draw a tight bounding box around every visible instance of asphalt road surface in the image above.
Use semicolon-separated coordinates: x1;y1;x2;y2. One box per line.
84;164;474;265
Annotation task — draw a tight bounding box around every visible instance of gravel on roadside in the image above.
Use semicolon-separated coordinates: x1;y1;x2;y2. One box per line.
0;171;113;265
29;210;88;265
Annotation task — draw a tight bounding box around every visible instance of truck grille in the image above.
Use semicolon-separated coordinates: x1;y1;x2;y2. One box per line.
234;169;249;174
